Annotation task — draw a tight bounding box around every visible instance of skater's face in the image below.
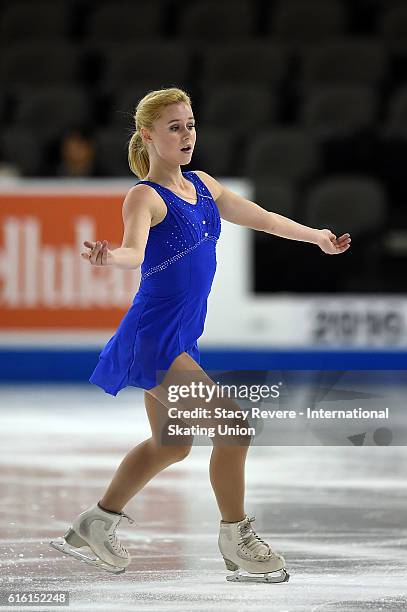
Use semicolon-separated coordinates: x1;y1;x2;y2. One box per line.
141;103;196;166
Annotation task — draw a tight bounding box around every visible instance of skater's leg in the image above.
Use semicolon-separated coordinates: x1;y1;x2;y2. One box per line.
99;392;193;513
209;444;249;523
148;351;252;523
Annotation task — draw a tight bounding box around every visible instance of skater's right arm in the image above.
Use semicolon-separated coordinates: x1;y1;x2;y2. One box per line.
81;185;155;269
113;185;155;269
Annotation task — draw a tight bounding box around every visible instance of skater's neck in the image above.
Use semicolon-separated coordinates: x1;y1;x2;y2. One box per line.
144;164;186;192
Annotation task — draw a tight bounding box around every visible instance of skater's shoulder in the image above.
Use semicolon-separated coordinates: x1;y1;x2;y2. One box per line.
123;182;164;221
127;182;163;206
193;170;223;201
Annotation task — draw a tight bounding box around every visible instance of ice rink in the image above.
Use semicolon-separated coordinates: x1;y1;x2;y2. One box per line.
1;384;407;611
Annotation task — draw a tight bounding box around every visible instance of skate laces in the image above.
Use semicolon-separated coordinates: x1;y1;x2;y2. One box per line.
238;516;276;559
120;511;135;525
107;512;135;558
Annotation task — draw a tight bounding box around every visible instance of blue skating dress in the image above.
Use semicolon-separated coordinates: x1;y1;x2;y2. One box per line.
89;171;221;395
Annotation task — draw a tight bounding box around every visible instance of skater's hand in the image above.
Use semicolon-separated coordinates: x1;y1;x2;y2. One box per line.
317;229;351;255
81;240;113;266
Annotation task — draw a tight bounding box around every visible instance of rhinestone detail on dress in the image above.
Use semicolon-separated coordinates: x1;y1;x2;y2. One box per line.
141;235;217;280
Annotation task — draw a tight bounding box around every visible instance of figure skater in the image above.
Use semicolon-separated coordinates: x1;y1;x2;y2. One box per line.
50;87;351;583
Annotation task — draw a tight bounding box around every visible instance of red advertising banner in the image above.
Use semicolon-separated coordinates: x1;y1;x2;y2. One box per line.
0;191;140;329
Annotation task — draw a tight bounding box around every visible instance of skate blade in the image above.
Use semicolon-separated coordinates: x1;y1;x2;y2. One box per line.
49;538;125;575
226;568;289;584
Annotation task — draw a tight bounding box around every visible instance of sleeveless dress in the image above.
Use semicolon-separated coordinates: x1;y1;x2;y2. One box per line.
89;171;222;395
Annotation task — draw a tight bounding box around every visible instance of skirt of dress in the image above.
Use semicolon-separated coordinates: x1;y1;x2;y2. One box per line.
89;289;204;396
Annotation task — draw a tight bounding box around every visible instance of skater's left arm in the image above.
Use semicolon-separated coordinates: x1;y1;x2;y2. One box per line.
195;171;351;255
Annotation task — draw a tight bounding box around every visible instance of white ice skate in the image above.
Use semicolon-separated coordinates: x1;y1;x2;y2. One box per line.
50;502;135;574
218;515;289;583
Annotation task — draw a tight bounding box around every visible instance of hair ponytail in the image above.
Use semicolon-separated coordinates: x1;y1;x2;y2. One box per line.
128;130;149;179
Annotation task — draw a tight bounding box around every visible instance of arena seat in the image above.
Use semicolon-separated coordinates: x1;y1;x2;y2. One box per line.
177;1;256;45
87;2;162;42
301;86;378;137
1;127;44;176
95;128;132;176
246;128;321;182
381;4;407;53
188;127;237;177
13;87;91;140
305;176;387;237
302;39;387;87
0;43;80;90
201;42;288;88
385;86;407;135
0;2;70;43
270;0;347;49
100;43;189;93
201;86;276;139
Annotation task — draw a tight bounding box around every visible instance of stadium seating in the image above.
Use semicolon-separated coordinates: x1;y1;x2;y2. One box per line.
301;86;378;137
246;128;321;182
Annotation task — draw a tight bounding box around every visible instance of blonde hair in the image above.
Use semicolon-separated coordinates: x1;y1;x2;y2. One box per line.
128;87;192;179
